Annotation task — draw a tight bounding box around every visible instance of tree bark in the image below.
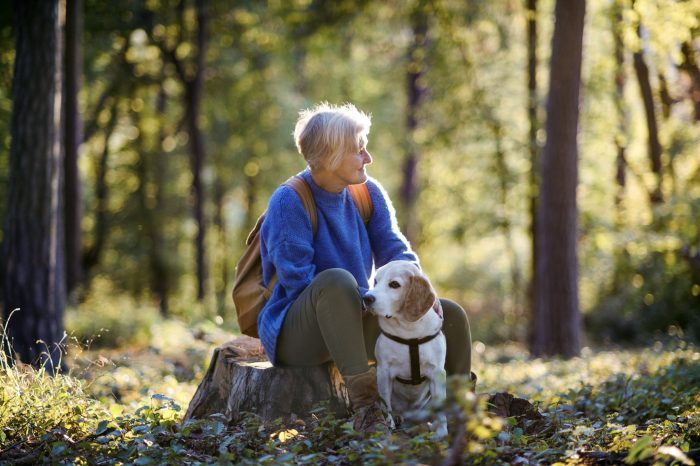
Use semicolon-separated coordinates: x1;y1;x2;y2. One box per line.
632;23;663;204
133;89;169;316
184;337;349;424
680;40;700;122
81;38;131;278
167;0;208;301
82;103;118;276
526;0;539;345
151;88;170;316
657;72;674;120
612;0;628;226
63;0;83;296
244;170;258;234
610;0;631;292
400;0;429;246
213;178;227;317
2;0;66;372
531;0;585;358
186;72;207;302
492;121;522;320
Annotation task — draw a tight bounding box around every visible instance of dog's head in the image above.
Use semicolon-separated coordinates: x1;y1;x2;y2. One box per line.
363;261;437;322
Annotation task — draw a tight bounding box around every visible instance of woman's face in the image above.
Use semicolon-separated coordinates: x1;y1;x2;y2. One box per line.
330;134;373;186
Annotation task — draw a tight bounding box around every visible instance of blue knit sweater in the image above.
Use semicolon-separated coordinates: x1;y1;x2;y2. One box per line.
258;168;418;364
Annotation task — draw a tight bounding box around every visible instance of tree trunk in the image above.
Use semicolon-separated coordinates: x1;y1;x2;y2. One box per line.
612;0;628;227
632;23;663;204
144;0;209;302
172;0;208;302
610;0;631;292
657;72;674;120
186;75;207;302
213;179;227;317
184;337;349;424
526;0;539;345
2;0;66;372
82;103;118;276
80;39;131;281
133;90;169;317
400;0;429;246
244;168;258;232
151;88;170;316
63;0;83;296
531;0;585;358
492;121;522;320
679;40;700;122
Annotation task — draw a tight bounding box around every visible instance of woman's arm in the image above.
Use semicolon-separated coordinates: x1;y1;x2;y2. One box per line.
261;186;316;300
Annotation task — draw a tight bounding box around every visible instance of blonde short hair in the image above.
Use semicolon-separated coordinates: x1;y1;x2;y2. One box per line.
293;102;371;171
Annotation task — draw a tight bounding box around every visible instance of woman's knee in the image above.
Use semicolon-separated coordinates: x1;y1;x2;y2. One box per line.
440;298;472;376
310;268;361;312
312;268;358;290
440;298;470;325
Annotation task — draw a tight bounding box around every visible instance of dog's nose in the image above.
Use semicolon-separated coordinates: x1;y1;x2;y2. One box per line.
362;295;375;306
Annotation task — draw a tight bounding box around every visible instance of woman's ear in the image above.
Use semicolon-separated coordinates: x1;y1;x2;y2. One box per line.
402;274;437;322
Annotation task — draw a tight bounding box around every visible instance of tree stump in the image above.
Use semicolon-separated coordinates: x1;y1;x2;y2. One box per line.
487;392;546;434
184;336;350;424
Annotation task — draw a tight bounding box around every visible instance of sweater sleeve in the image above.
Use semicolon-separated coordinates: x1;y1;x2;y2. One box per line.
365;178;420;268
260;186;316;301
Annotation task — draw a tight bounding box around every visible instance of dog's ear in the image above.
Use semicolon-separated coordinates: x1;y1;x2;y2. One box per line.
402;274;437;322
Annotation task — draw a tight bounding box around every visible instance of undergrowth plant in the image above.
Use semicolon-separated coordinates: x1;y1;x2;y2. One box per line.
1;317;698;465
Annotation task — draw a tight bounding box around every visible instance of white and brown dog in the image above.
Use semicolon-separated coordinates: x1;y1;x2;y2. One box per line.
363;260;448;437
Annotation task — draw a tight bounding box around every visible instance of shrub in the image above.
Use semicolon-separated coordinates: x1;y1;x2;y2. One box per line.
586;248;700;344
65;294;160;349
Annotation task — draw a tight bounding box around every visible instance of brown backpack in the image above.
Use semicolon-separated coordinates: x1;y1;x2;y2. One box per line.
232;175;373;338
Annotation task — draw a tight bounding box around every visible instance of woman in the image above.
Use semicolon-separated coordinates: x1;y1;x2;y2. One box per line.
258;102;473;431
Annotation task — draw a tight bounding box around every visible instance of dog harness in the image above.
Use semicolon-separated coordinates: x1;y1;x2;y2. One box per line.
380;329;443;385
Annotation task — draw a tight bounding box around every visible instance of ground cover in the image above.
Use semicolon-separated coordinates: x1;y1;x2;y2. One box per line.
1;319;698;465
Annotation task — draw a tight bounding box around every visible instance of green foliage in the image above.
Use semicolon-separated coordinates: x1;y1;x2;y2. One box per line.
0;350;111;459
65;291;160;349
576;0;700;345
586;192;700;343
2;322;698;464
587;249;700;344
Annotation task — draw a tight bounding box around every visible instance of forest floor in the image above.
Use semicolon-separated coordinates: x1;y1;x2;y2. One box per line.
1;317;699;465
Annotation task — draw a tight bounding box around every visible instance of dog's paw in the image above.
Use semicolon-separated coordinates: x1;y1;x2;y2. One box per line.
386;413;396;430
434;422;448;438
428;414;448;439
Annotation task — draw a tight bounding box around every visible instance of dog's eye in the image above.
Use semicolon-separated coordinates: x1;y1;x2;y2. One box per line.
389;281;401;289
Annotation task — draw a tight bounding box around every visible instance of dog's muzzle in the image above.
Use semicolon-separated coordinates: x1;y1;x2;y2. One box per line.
362;294;375;312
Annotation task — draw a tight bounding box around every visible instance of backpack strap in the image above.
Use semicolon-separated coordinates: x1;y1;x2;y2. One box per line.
284;175;372;234
348;183;373;224
284;175;318;235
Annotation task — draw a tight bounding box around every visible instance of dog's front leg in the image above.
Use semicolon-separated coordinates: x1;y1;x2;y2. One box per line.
376;363;395;429
429;368;448;438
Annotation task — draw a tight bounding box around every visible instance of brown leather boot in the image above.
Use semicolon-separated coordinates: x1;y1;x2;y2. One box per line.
343;367;389;432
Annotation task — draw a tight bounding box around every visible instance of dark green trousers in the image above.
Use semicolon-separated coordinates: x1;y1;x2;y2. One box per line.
276;268;472;377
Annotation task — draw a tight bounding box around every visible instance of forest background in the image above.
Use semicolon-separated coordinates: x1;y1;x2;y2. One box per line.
0;0;700;464
2;0;699;353
0;0;699;463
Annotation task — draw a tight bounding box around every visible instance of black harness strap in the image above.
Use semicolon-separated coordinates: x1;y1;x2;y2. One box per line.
380;329;442;385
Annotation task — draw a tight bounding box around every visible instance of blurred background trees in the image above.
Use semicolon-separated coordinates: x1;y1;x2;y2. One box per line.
1;0;699;363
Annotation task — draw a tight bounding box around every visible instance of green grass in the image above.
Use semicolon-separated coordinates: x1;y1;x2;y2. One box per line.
1;318;698;465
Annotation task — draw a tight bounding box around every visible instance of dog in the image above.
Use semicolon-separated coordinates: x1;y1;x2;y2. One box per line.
362;260;448;437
